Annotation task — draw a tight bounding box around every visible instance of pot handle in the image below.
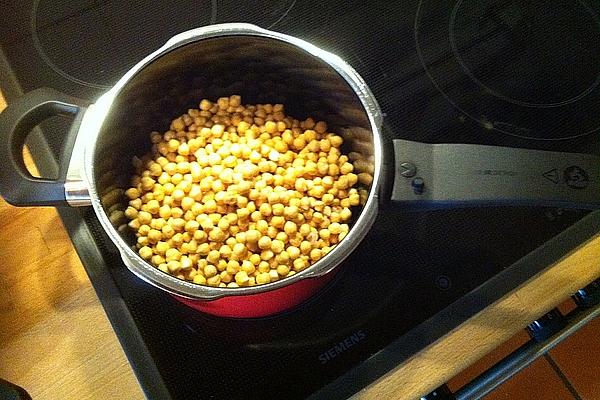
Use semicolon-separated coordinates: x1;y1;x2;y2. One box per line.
0;87;87;206
389;139;600;210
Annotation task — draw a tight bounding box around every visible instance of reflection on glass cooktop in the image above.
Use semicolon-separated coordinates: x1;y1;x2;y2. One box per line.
31;0;297;88
416;0;600;141
1;1;599;399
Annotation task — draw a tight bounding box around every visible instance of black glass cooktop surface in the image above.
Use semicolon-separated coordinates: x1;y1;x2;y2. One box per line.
1;1;599;399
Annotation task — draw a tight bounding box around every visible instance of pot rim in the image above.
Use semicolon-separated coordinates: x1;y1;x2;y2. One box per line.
82;23;384;301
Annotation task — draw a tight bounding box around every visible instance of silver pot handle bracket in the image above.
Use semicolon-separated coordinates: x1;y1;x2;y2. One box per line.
391;139;600;210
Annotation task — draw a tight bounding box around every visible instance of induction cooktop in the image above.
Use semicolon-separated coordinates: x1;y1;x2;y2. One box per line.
1;1;599;399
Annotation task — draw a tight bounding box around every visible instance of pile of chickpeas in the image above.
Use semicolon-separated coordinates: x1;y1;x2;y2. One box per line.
123;95;372;288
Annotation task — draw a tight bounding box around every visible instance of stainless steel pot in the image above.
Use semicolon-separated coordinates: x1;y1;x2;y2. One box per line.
0;23;598;317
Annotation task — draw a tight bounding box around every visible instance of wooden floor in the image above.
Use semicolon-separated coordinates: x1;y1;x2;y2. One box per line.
0;197;143;399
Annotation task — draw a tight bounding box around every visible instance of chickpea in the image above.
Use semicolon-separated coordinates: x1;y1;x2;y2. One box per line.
256;272;271;285
199;217;214;230
232;242;247;257
158;205;171;219
137;211;152;225
171;218;186;231
220;271;233;283
255;220;268;234
357;172;373;186
246;229;260;243
258;236;272;250
235;271;249;285
171;233;184;246
204;264;218;278
310;248;323;261
287;246;301;260
227;260;240;275
181;197;195;211
259;203;272;217
153;241;168;255
281;221;296;235
235;231;246;243
271;203;284;216
194;230;208;242
165;248;181;262
329;222;342;235
207;249;220;264
293;258;308;272
276;264;290;276
124;95;362;288
147;229;162;243
125;188;140;200
139;246;153;260
185;220;200;232
248;253;261;266
217;259;228;272
271;239;285;254
266;270;278;283
171;207;184;218
260;249;274;261
267;226;278;239
167;260;182;273
217;218;230;231
151;254;166;266
129;198;143;211
208;228;226;242
124;206;138;219
275;232;288;243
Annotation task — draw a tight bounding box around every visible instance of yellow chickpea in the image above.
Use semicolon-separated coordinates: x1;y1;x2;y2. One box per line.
258;236;272;250
207;250;220;264
287;246;301;259
235;271;249;285
151;254;166;266
125;188;141;200
329;222;342;235
147;229;162;243
246;229;260;243
232;242;247;257
241;260;256;275
274;250;289;263
227;260;240;275
249;253;262;266
256;272;271;285
208;228;226;242
204;264;218;278
293;258;308;272
139;246;153;260
137;211;152;225
300;241;312;254
272;203;284;216
259;203;272;217
253;260;267;272
283;221;297;235
271;239;285;254
271;216;285;229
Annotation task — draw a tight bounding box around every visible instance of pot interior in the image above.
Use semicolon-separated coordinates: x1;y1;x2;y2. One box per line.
92;32;377;284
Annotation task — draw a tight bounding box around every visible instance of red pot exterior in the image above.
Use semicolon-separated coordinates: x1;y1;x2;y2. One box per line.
173;271;337;318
